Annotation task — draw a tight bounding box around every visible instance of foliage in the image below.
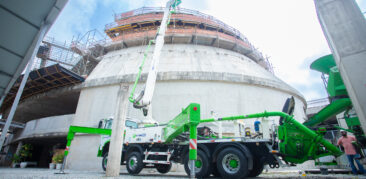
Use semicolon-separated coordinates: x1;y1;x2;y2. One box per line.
12;154;21;163
18;144;33;162
52;152;64;164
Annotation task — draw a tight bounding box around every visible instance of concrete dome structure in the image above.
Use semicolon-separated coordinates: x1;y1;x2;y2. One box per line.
66;7;307;170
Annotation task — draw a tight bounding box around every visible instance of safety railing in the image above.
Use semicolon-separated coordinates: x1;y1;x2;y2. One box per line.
104;7;273;73
307;98;330;108
107;7;249;44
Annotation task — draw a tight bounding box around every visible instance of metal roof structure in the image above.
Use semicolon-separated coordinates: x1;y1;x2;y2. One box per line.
0;0;68;107
0;64;84;113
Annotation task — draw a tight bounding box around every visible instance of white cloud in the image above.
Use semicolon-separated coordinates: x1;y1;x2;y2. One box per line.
125;0;162;9
178;0;332;101
48;0;99;42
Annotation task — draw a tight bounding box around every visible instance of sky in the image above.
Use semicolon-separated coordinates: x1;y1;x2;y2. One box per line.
48;0;366;101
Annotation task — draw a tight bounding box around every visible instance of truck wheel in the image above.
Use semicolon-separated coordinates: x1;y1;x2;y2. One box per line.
184;150;212;178
102;152;108;171
126;152;144;175
247;160;264;177
217;147;249;179
155;163;172;174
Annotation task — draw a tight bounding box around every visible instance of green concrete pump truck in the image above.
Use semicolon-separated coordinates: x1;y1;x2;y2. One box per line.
64;97;343;178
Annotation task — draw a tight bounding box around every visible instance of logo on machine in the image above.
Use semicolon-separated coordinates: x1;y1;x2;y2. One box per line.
136;133;146;137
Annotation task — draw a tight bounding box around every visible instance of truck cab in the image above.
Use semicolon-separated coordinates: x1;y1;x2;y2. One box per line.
97;117;141;171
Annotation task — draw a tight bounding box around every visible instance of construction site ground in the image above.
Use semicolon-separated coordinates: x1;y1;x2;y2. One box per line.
1;167;366;179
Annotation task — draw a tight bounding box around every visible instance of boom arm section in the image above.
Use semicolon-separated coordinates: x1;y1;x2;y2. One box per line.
129;0;181;116
163;103;200;143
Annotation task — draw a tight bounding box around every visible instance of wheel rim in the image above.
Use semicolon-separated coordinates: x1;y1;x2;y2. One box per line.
188;156;203;173
229;159;238;168
222;153;240;174
195;160;202;168
129;156;138;170
103;156;108;166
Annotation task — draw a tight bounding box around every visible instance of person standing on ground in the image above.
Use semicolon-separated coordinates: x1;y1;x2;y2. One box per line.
337;130;365;175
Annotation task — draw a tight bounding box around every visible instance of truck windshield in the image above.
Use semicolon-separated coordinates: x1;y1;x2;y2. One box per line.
126;120;138;129
105;120;113;129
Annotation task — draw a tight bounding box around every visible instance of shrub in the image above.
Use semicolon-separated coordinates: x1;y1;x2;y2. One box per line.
12;154;21;163
52;153;65;164
18;144;33;162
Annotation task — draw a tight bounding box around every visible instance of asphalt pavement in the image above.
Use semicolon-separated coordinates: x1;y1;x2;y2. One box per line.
1;167;366;179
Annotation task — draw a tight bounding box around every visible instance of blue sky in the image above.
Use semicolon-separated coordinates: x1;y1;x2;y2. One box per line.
48;0;366;101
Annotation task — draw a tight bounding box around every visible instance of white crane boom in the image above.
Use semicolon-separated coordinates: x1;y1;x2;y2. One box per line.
129;0;181;117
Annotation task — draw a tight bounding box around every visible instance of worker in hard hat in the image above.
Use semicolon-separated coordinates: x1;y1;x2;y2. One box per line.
337;130;365;175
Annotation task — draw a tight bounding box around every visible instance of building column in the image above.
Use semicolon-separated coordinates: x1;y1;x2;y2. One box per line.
15;141;23;155
106;84;129;177
314;0;366;132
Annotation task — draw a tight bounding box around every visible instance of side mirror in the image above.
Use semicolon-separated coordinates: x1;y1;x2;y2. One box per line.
98;120;103;128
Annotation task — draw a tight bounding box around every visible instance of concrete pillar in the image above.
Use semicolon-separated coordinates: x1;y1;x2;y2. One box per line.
106;84;129;177
314;0;366;132
15;141;23;155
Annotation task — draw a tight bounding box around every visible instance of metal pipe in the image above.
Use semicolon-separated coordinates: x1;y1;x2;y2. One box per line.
189;160;195;178
201;111;342;157
189;110;198;178
303;98;352;127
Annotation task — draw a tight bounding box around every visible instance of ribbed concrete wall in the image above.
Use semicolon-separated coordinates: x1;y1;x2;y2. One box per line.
66;44;307;170
13;114;73;141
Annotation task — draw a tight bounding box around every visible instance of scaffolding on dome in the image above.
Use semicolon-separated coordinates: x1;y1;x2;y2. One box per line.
34;29;108;76
104;7;274;73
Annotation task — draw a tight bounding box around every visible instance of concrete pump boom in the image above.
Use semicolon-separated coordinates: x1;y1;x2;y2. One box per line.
129;0;181;116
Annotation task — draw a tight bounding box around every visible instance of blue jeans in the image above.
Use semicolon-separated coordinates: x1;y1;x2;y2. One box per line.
347;154;365;175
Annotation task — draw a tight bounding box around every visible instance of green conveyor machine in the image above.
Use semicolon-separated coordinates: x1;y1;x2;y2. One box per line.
304;54;350;127
304;55;365;146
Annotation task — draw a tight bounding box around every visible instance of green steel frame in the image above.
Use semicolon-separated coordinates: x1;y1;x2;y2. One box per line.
309;54;365;144
64;126;111;157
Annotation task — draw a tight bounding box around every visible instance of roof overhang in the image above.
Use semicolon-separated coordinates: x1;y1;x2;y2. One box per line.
0;0;68;108
1;64;84;114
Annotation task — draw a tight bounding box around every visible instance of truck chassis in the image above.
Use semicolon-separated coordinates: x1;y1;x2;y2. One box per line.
100;136;278;178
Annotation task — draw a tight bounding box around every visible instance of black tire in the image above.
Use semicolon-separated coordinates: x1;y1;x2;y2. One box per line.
184;150;212;178
216;147;249;179
247;160;264;177
211;163;222;177
126;152;144;175
102;152;108;171
155;163;172;174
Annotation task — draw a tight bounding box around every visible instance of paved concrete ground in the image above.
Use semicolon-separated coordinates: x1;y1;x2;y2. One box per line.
1;167;366;179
